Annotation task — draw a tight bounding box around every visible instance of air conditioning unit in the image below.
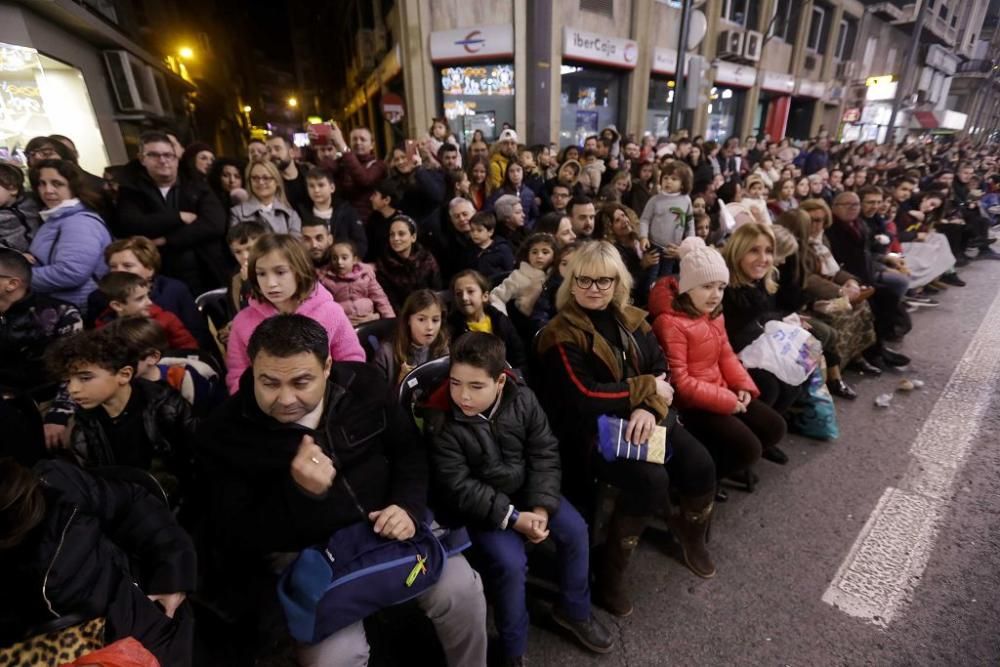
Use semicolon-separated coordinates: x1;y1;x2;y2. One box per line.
804;53;818;70
836;61;860;80
743;30;763;61
103;50;162;114
718;30;745;59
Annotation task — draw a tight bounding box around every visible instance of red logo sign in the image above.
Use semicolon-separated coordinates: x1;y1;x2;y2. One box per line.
456;31;486;54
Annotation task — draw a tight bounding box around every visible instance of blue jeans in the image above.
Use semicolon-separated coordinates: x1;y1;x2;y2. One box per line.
469;497;591;658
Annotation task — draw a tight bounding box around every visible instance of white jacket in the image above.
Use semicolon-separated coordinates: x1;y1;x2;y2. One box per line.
489;262;547;316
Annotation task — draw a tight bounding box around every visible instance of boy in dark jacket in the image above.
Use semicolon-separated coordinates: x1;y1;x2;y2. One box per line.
469;210;514;278
428;332;613;664
47;327;197;504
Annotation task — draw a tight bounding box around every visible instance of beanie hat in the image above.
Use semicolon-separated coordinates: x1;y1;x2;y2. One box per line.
677;236;729;294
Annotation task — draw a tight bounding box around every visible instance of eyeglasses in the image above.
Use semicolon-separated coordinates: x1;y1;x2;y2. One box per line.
250;175;276;183
144;151;177;162
29;148;60;158
575;275;616;291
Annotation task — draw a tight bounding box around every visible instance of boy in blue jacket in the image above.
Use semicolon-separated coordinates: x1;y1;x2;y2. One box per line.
428;332;613;666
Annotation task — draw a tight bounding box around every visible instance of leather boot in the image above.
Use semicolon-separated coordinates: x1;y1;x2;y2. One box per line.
667;493;716;579
594;511;645;617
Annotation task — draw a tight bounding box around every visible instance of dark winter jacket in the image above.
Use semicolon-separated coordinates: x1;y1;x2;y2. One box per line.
536;300;669;498
322;152;388;220
376;244;443;311
0;195;40;252
486;185;540;227
114;160;228;294
473;238;515;278
0;461;196;658
720;281;783;353
70;379;198;497
447;303;527;369
425;212;476;281
825;216;880;285
426;375;562;529
393;168;446;230
0;291;81;399
299;200;368;259
197;362;427;554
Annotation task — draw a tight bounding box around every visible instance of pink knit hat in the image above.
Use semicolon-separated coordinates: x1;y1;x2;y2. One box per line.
677;236;729;294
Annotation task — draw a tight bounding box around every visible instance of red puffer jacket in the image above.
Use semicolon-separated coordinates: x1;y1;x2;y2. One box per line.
648;277;759;415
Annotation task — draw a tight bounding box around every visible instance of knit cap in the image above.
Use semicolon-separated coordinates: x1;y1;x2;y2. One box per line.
677;236;729;294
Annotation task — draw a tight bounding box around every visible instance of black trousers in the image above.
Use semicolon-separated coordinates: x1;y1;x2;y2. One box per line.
594;423;716;516
748;368;803;416
680;399;787;480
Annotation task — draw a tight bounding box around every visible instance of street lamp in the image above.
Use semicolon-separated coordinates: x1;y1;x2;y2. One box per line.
287;97;298;108
243;105;252;114
178;46;195;60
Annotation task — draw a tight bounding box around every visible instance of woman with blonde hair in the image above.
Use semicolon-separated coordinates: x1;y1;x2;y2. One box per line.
228;160;302;235
537;241;718;612
721;223;801;463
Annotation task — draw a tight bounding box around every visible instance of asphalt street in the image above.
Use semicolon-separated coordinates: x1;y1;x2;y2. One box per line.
524;255;1000;667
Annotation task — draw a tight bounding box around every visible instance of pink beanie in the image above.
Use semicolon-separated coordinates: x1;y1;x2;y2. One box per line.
677;236;729;294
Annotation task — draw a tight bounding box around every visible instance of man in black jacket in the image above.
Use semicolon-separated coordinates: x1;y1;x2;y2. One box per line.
0;249;82;459
114;131;228;295
197;314;486;666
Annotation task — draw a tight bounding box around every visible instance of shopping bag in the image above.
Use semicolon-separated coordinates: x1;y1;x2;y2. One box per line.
737;320;822;386
787;359;839;440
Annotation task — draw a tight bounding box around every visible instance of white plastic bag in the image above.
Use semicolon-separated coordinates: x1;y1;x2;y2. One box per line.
738;320;823;386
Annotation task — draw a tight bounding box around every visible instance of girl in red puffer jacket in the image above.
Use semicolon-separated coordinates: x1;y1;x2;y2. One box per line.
649;237;786;489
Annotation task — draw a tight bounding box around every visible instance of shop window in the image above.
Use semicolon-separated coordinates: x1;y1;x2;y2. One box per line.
0;42;108;173
559;66;623;147
770;0;800;43
580;0;615;18
440;63;515;145
646;78;675;138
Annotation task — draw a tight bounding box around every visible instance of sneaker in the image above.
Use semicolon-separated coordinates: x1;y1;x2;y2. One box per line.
940;273;966;287
551;608;615;654
905;303;919;313
904;297;939;307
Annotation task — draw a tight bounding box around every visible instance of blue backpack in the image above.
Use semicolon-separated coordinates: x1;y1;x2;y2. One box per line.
278;516;470;644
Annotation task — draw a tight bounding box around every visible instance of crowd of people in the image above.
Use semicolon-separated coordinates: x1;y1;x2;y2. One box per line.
1;122;999;667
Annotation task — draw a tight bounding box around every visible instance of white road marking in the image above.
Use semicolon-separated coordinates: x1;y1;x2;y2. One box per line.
822;284;1000;627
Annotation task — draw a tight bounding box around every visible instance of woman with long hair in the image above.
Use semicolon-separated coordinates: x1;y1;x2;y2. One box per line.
228;160;302;235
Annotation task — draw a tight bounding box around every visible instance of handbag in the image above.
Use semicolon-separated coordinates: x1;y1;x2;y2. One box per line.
0;617;106;666
596;414;672;464
277;471;469;644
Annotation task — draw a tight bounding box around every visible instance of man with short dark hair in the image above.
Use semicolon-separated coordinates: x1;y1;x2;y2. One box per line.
568;196;596;239
321;124;388;220
267;135;311;212
114;131;228;295
199;314;488;666
0;248;82;460
438;143;462;171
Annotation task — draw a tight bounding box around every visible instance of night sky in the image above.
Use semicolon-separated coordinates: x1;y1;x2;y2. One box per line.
242;0;295;66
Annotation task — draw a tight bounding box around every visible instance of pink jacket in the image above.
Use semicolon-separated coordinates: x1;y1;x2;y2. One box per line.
225;284;366;392
318;263;395;320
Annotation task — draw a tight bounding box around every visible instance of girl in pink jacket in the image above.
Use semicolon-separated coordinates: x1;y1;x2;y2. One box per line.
225;234;365;393
318;241;395;326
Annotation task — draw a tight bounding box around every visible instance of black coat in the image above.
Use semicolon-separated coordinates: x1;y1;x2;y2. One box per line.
428;378;561;529
473;237;515;278
447;303;527;369
0;291;81;399
114;160;228;294
70;379;198;498
298;200;368;259
721;281;782;353
0;461;196;663
197;362;427;555
825;217;878;284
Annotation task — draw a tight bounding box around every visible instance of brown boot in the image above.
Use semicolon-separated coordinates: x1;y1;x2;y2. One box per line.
594;512;645;617
667;493;716;579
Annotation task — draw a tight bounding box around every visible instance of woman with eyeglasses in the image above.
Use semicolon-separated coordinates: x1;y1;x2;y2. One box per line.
228;160;302;236
25;159;111;315
536;241;717;617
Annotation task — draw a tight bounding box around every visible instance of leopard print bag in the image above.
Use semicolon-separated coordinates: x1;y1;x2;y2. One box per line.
0;617;105;667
